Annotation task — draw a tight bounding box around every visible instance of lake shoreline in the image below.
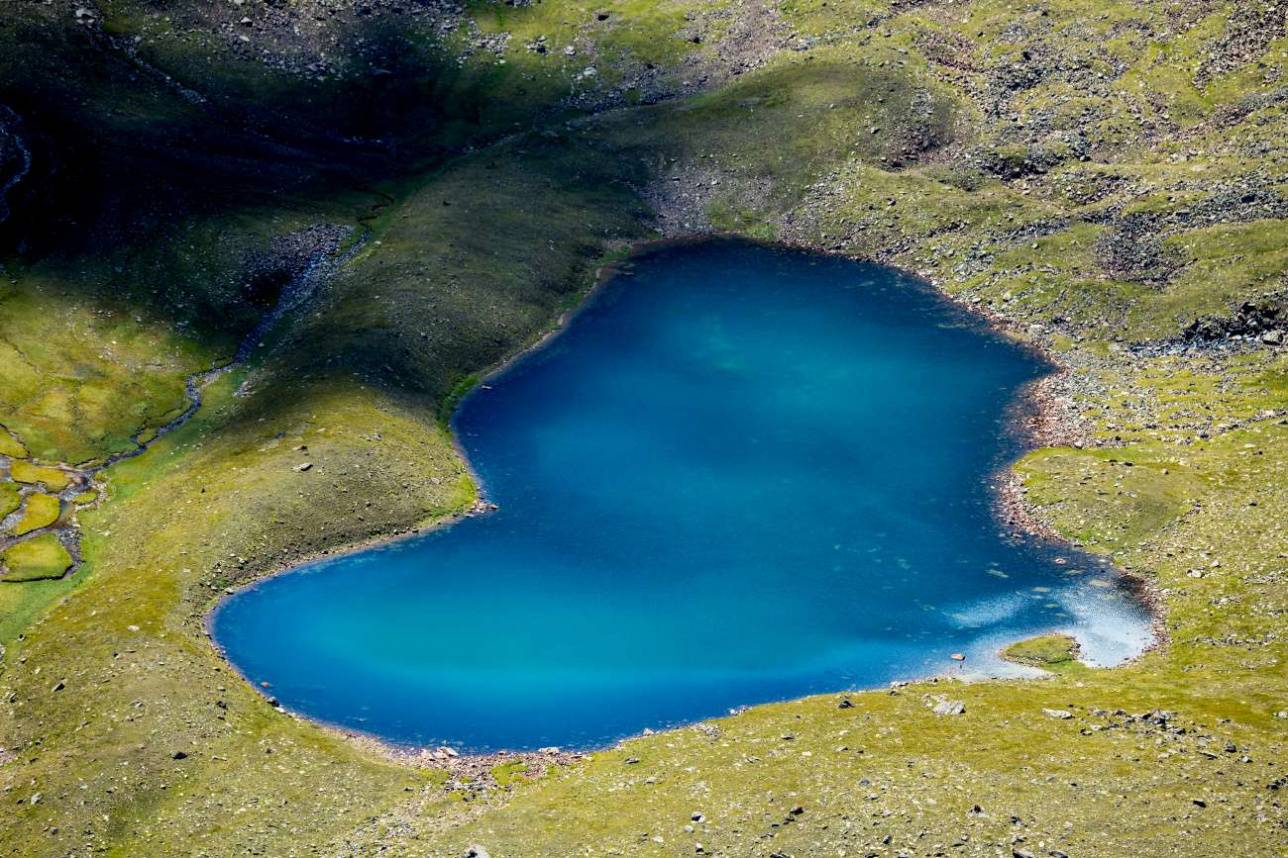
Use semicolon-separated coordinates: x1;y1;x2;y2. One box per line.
201;233;1164;771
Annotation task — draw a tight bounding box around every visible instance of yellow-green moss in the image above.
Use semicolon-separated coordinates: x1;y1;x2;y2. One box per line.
9;461;71;492
1001;633;1082;670
0;481;19;519
0;426;26;458
2;533;73;582
0;270;210;465
491;760;532;788
13;492;60;536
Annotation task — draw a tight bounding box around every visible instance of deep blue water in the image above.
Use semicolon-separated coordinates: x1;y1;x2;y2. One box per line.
213;241;1151;751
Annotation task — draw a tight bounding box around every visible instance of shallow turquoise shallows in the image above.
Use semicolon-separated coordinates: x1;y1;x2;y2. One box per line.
213;241;1151;751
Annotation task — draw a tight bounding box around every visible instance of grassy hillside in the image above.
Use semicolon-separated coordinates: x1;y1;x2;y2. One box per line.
1;1;1285;855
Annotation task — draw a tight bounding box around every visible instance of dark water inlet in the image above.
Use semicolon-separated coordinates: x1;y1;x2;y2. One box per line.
213;240;1151;752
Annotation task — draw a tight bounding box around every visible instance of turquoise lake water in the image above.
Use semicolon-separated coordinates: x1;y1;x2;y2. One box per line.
213;241;1151;751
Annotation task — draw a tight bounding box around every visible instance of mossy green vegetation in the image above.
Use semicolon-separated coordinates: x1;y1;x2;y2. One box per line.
1;534;72;582
11;493;59;536
0;481;19;519
1001;633;1082;671
0;426;26;459
8;461;70;492
0;0;1286;855
0;273;211;465
0;576;77;645
491;759;533;789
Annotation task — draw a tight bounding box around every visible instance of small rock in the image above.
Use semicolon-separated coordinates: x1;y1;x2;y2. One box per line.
837;697;854;709
294;462;313;472
933;699;965;716
466;846;490;858
1043;708;1074;720
172;751;188;760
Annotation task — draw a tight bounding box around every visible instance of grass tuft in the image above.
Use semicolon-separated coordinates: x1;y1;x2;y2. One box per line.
2;533;73;582
12;492;60;536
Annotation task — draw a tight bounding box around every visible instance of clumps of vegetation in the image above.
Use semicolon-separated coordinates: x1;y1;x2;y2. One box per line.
1001;633;1082;670
8;461;70;492
491;759;533;788
0;481;19;519
12;493;59;536
0;277;206;465
1;533;72;582
0;426;25;458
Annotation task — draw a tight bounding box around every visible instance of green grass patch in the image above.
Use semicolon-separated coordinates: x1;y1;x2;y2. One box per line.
0;481;19;519
491;759;532;788
1001;633;1082;671
13;492;60;536
9;461;71;492
1016;447;1206;553
0;575;78;644
2;533;73;582
0;425;26;458
0;274;207;464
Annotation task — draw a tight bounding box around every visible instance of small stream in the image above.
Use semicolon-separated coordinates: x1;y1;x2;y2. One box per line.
0;231;360;574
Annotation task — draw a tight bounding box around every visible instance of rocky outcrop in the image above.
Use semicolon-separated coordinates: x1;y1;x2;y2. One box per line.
1183;296;1288;345
1195;0;1288;85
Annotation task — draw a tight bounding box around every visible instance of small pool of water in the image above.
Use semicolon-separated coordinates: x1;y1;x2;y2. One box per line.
213;240;1151;752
